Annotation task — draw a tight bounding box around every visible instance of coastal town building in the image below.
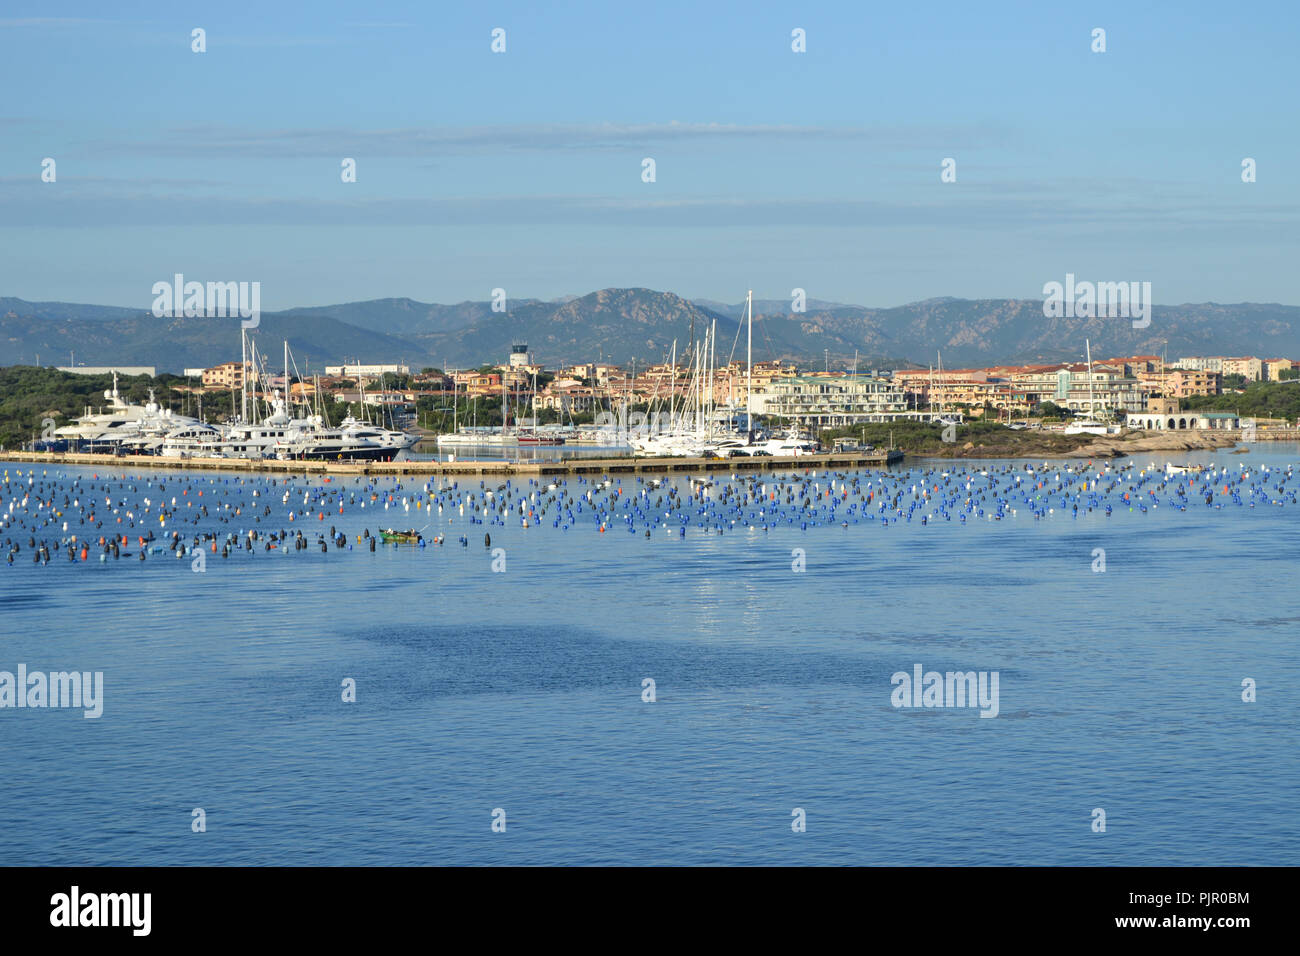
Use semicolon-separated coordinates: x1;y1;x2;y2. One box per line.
1175;356;1224;373
1133;367;1221;398
333;389;415;411
754;374;943;426
1124;397;1240;430
1101;356;1162;376
323;363;410;377
202;362;249;390
890;369;1032;414
411;371;451;389
531;379;598;415
1264;358;1295;381
153;349;1294;425
1166;368;1221;397
995;364;1144;414
450;371;502;396
1220;357;1264;381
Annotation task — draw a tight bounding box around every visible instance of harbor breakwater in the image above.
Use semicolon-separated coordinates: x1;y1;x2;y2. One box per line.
0;449;905;477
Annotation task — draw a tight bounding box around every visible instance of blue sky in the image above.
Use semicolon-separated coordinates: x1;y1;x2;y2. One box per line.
1;0;1297;310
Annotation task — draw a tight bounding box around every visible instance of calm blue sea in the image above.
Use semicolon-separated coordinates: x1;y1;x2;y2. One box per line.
1;445;1297;865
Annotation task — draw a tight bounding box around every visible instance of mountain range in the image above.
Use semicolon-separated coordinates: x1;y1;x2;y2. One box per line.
3;290;1299;374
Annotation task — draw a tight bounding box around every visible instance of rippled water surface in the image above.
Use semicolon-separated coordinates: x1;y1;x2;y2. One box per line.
1;446;1297;865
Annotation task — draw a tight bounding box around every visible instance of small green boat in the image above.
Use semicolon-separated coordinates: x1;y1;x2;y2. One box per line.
380;528;421;544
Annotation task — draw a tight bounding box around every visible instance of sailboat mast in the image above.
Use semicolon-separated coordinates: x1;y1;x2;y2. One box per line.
1086;338;1096;418
668;340;677;433
711;319;718;432
746;290;753;432
692;336;699;433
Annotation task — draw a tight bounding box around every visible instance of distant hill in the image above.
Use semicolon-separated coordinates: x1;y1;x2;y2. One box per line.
277;297;546;337
0;312;425;375
691;296;855;320
0;297;143;322
2;291;1298;372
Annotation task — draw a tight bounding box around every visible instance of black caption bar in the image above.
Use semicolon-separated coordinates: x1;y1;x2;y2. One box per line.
0;866;1275;943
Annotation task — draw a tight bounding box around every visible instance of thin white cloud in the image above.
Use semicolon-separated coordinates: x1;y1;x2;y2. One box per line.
0;17;114;26
92;121;1011;158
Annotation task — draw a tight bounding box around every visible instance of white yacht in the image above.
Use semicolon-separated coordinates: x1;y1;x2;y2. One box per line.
340;414;421;453
757;429;818;455
158;423;227;458
44;375;202;453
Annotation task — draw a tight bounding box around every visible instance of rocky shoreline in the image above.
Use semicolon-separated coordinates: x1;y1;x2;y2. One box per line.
927;429;1286;460
1069;431;1242;459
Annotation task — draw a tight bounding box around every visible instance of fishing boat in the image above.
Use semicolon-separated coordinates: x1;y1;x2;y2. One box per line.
379;528;422;543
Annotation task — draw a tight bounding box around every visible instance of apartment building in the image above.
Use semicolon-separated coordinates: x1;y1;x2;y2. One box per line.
1166;368;1221;397
323;363;410;377
451;371;502;396
1264;358;1295;381
1220;357;1264;381
1175;356;1224;373
1008;365;1144;413
202;361;249;390
532;379;599;414
755;375;925;426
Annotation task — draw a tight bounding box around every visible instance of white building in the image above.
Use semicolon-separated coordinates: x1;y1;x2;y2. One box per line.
324;364;409;377
1175;356;1224;373
1123;396;1239;430
1125;411;1240;430
755;375;947;426
509;343;533;368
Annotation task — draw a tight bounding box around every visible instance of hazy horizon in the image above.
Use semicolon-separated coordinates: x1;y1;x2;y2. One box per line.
6;287;1300;314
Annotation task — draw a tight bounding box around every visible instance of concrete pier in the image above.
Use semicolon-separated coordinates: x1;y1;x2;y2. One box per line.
1;449;905;477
